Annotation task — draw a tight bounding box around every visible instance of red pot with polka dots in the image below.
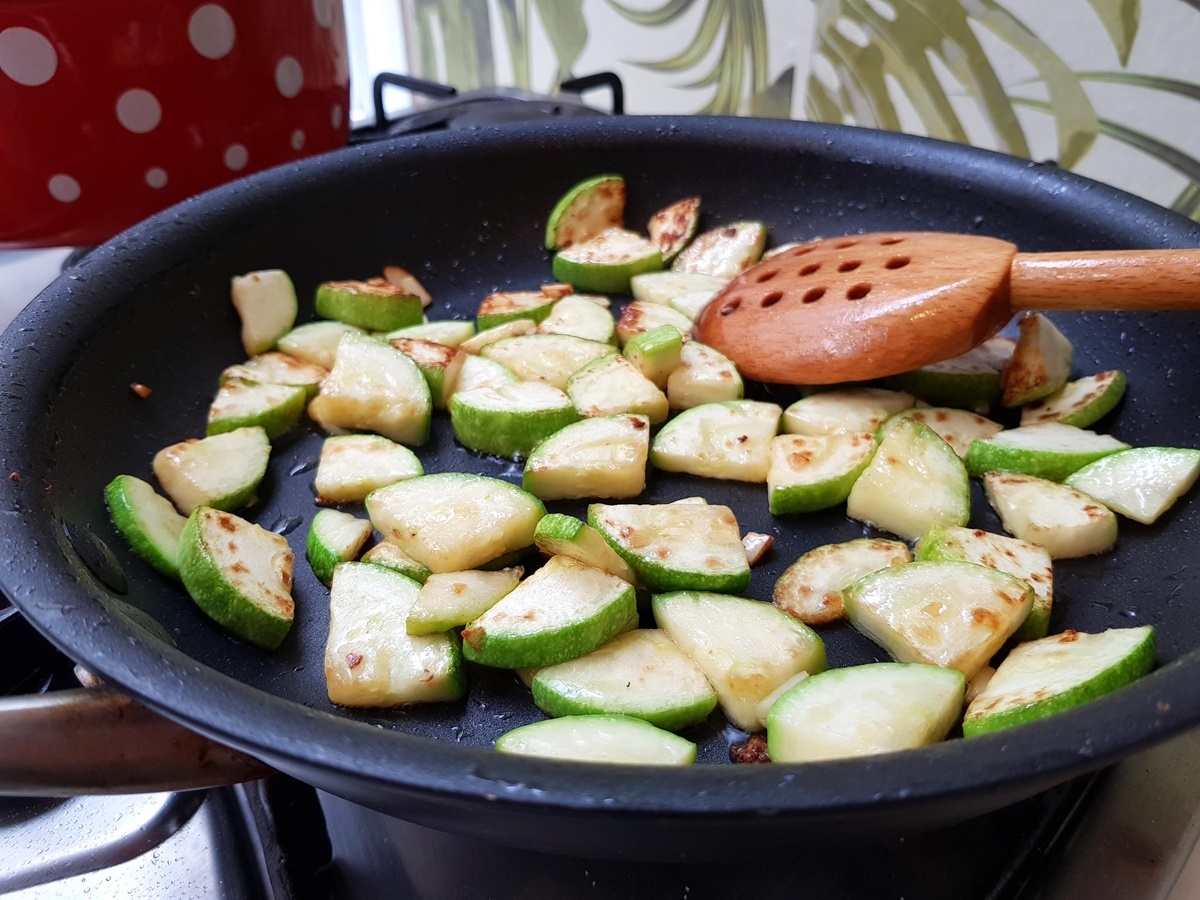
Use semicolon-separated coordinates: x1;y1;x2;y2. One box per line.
0;1;350;248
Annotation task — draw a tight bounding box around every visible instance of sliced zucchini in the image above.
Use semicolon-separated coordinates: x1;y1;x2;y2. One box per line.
311;332;431;446
883;337;1015;411
669;289;720;322
481;333;616;390
984;472;1118;558
221;352;327;400
366;473;545;573
566;355;669;424
843;560;1034;678
495;715;696;766
630;271;727;307
1020;370;1127;427
450;382;580;459
275;321;366;370
105;475;188;580
461;555;637;669
523;414;650;501
231;269;298;356
767;432;876;515
545;174;625;250
845;417;970;540
178;506;294;649
389;336;465;410
650;400;781;483
306;509;373;586
406;567;523;635
653;590;827;732
316;278;423;331
767;663;965;763
963;626;1155;736
772;538;911;625
381;264;433;308
666;341;744;410
454;353;519;394
360;540;431;584
589;502;750;593
532;629;718;731
1002;313;1073;407
207;379;306;439
615;300;694;346
966;422;1129;482
153;426;270;515
314;434;423;505
917;525;1054;641
1065;447;1200;524
623;324;684;390
671;221;767;279
476;290;559;331
533;513;638;584
324;562;464;706
781;388;916;436
536;295;616;344
896;407;1003;459
459;319;538;354
383;319;476;347
647;196;701;263
553;227;663;294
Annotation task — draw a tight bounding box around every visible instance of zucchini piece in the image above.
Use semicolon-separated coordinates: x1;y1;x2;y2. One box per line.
671;221;767;279
406;567;523;635
1020;371;1127;427
650;400;781;483
105;475;188;580
1002;313;1073;407
207;379;306;439
781;388;915;436
536;295;616;344
324;562;464;706
476;290;559;331
589;502;750;593
383;319;476;347
231;269;298;356
545;174;625;250
480;333;616;390
316;278;423;331
381;264;433;308
314;434;423;505
306;509;373;586
846;417;970;540
623;324;684;391
367;473;545;573
568;354;669;424
917;525;1054;641
773;538;911;625
963;626;1155;736
883;337;1015;411
153;426;270;515
616;300;694;346
630;271;727;307
450;382;580;459
666;341;744;410
647;196;702;264
669;289;720;322
462;555;637;669
553;227;664;294
454;353;519;394
653;590;827;732
767;432;876;514
311;332;431;446
763;241;806;259
276;321;366;370
966;422;1129;482
897;407;1003;459
178;507;295;649
221;352;327;400
532;629;718;730
360;541;431;584
523;414;650;501
1066;447;1200;524
495;715;696;766
844;560;1034;678
458;319;538;354
984;472;1118;558
533;513;638;584
767;663;965;763
389;336;465;410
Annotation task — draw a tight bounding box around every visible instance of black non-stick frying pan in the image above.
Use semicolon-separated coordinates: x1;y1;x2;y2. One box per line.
3;117;1200;860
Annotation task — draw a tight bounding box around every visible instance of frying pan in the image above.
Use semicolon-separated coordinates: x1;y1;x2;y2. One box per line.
3;117;1200;861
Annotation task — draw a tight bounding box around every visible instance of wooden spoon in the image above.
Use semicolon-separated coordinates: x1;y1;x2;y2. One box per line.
691;232;1200;385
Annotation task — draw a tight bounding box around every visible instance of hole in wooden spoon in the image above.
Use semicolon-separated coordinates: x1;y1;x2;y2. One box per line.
837;260;861;273
761;291;784;308
791;246;815;256
802;287;826;303
846;283;872;300
885;256;910;269
880;237;904;245
835;240;857;249
719;299;741;316
755;270;779;283
798;263;821;276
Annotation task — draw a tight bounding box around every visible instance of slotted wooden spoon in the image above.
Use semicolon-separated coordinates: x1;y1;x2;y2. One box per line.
692;232;1200;384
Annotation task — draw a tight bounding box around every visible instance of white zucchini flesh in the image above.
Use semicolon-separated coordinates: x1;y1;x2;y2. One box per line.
842;560;1034;679
495;715;696;766
406;567;523;635
646;196;701;262
476;290;558;330
666;341;744;410
312;332;431;446
531;629;718;731
671;221;767;279
324;563;464;707
669;289;720;322
1065;447;1200;524
845;417;970;540
389;337;465;409
481;334;616;390
767;664;965;763
1020;370;1127;427
781;388;915;436
883;337;1014;411
454;353;519;394
221;352;328;398
459;319;538;354
984;472;1118;558
616;300;694;346
105;475;188;580
523;415;650;501
536;295;616;344
1002;312;1074;407
552;227;664;294
566;354;669;424
652;591;827;732
153;427;270;515
767;432;876;515
366;473;545;573
276;321;366;369
315;434;424;505
962;626;1155;736
533;513;638;584
544;174;625;250
649;400;781;483
306;509;373;586
383;319;476;347
966;422;1129;482
449;382;579;459
630;271;727;306
622;324;684;390
207;379;306;439
772;538;911;625
230;269;297;356
359;541;431;584
897;408;1003;459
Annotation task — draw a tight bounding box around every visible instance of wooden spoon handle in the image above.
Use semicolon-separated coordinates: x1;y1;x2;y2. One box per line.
1010;249;1200;311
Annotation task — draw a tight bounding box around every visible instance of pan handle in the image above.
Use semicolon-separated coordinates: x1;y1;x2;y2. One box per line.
0;687;274;795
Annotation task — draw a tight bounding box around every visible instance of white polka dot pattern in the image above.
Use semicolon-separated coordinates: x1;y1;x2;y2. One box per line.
145;167;169;189
224;143;249;171
48;174;80;202
0;26;58;86
291;129;306;151
188;5;236;60
275;56;303;98
116;88;162;133
312;0;336;29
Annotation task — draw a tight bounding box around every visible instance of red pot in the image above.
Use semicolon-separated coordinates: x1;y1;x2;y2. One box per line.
0;0;350;248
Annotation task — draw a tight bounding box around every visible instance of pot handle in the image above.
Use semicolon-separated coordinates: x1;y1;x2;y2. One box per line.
0;685;274;795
